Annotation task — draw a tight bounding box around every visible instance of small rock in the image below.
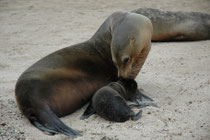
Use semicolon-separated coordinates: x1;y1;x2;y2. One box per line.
101;136;112;140
0;122;7;126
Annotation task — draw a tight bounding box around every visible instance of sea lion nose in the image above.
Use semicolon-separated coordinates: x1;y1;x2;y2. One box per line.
118;69;127;78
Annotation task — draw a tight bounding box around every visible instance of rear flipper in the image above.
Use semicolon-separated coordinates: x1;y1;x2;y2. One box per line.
32;121;58;135
30;107;82;137
131;110;143;121
80;102;96;120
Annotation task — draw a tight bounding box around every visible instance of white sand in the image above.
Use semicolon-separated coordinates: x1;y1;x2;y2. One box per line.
0;0;210;139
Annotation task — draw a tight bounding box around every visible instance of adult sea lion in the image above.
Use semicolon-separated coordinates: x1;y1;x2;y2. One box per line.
132;8;210;41
15;11;153;136
80;78;143;122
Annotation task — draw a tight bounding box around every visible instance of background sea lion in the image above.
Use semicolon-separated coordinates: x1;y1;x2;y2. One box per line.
132;8;210;41
15;11;153;136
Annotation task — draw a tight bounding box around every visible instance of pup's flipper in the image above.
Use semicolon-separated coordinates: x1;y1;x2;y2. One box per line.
129;89;154;102
129;101;158;109
80;102;96;120
131;110;143;121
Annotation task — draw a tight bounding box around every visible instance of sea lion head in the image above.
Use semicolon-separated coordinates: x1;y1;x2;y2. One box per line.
110;12;153;78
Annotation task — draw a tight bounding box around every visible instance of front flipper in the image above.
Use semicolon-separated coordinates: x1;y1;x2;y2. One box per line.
129;89;159;108
80;102;96;120
129;89;154;102
129;101;158;109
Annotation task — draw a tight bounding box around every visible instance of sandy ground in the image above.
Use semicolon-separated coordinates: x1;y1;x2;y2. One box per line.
0;0;210;139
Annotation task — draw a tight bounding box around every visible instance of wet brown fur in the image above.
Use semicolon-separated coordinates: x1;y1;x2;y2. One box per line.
15;41;117;118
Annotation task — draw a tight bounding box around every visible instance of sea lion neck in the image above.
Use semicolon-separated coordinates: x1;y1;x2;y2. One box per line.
90;16;113;63
90;12;127;64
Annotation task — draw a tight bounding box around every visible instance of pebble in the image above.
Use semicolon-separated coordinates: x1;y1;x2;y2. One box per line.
0;124;25;140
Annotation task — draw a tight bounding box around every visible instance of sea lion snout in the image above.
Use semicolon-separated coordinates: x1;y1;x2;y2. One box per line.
117;70;127;78
117;65;132;78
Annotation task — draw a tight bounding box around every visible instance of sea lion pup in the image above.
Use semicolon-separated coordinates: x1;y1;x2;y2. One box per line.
132;8;210;41
15;11;153;136
80;79;144;122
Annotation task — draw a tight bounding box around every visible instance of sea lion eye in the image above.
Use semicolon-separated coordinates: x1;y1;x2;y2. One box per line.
123;57;130;64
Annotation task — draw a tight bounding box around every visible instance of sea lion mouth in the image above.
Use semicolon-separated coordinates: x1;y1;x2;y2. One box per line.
117;69;129;78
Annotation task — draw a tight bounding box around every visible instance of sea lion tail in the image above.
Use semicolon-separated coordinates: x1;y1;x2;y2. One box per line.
30;108;82;137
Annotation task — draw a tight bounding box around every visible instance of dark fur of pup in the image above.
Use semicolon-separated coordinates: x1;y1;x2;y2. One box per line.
81;79;142;122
